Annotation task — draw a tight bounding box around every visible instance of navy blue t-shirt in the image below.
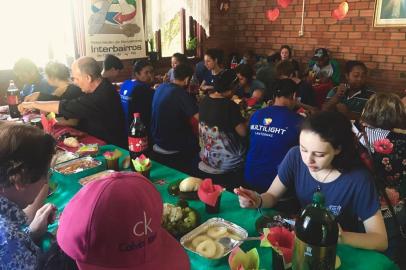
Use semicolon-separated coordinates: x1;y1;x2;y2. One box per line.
245;106;302;190
119;80;154;133
151;83;198;152
278;146;380;232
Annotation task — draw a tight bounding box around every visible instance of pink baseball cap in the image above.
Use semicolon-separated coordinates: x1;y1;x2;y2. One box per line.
57;172;190;270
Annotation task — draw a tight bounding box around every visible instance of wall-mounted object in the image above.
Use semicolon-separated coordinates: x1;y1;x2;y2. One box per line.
266;8;280;22
331;2;349;21
374;0;406;27
278;0;293;9
218;0;230;14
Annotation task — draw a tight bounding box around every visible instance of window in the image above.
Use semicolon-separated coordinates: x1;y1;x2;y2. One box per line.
161;13;182;57
0;0;75;70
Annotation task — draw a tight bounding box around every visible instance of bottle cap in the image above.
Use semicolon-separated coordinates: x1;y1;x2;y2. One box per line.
133;113;141;118
312;191;325;207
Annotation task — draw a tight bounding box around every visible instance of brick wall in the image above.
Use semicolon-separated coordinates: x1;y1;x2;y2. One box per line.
206;0;406;94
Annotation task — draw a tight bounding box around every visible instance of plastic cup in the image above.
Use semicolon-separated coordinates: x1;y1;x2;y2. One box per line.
137;169;150;179
205;194;222;214
106;158;119;171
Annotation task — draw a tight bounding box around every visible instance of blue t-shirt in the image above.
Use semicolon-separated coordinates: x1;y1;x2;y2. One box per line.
278;146;380;232
245;106;302;190
151;83;198;152
20;74;55;97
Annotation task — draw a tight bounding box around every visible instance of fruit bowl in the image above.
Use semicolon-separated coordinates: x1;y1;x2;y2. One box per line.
180;218;248;264
162;202;200;238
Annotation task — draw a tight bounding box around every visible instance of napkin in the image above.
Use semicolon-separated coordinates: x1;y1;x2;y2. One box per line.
246;97;258;107
103;149;122;160
228;247;259;270
197;178;223;207
132;154;151;172
41;112;57;133
260;227;294;266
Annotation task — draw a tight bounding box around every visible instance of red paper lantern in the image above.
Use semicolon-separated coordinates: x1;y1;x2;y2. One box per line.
266;8;280;22
277;0;293;9
331;1;349;20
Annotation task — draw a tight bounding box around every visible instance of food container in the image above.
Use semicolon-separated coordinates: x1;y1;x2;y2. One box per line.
79;170;115;186
52;156;104;186
53;151;79;166
180;218;248;265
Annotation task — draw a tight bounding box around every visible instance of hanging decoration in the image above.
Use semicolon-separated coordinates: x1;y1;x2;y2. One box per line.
218;0;231;14
332;1;349;20
266;8;280;22
277;0;293;9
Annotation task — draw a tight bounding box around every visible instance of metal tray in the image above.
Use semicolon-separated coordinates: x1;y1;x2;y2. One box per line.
180;218;248;260
53;151;79;166
53;156;102;175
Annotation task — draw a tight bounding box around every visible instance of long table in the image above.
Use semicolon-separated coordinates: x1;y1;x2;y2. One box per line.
46;145;399;270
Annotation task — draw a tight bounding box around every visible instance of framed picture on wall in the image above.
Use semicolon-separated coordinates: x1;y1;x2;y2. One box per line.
374;0;406;27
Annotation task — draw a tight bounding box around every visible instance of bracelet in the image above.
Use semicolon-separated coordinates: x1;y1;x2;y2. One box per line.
256;192;263;209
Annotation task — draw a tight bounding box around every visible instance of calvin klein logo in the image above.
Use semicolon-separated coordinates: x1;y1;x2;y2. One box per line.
133;211;153;236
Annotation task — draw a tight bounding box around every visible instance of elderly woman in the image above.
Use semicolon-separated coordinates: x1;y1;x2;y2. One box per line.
24;61;82;102
358;92;406;263
0;122;56;269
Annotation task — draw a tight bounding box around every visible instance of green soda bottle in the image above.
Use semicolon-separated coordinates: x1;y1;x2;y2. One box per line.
292;190;338;270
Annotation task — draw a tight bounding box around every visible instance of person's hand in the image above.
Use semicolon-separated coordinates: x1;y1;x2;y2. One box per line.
18;102;35;114
290;77;301;84
200;85;214;92
233;187;261;208
28;203;56;242
335;83;347;98
24;92;40;102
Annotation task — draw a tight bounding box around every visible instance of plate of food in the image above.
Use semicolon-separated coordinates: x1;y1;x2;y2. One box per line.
167;177;202;200
180;218;248;261
162;201;200;238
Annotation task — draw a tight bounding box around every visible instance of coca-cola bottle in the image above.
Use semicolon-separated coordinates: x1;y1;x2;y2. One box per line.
128;113;148;169
292;190;338;270
230;56;238;69
7;80;21;118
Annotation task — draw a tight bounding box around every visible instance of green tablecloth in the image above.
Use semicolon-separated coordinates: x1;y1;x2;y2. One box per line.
46;145;399;270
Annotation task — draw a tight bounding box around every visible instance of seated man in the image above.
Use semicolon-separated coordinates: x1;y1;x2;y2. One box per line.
101;54;124;83
308;48;341;86
244;79;303;193
151;64;199;175
19;57;127;148
13;58;55;97
57;172;190;270
323;60;374;120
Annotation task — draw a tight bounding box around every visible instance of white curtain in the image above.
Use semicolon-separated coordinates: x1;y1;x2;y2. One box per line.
0;0;75;70
145;0;210;39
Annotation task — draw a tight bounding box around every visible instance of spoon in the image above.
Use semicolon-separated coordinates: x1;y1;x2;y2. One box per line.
218;236;261;250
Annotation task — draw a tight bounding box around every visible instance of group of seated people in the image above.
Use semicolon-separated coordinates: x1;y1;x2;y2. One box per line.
2;45;406;268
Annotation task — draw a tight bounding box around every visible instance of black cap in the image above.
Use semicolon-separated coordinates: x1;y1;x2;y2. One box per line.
213;69;237;93
313;48;329;60
272;78;298;98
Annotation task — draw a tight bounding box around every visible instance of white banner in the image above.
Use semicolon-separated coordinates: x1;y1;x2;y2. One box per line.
83;0;146;60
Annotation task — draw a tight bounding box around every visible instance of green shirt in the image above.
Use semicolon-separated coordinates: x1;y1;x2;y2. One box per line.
326;86;374;114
